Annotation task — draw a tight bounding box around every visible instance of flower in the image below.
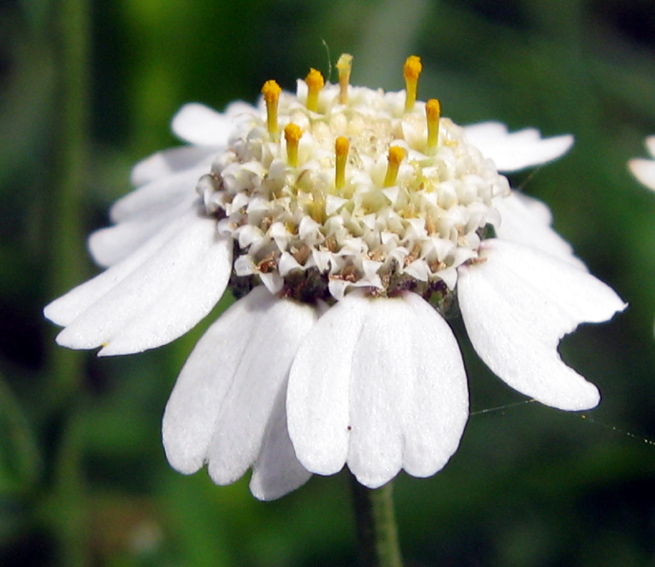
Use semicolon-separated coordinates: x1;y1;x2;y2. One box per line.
629;136;655;337
44;55;625;500
629;136;655;192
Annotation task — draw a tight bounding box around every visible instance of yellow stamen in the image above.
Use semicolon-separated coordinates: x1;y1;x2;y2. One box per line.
335;136;350;189
284;123;302;167
403;55;422;112
384;146;405;187
336;54;353;105
261;80;282;141
426;98;441;153
305;68;324;112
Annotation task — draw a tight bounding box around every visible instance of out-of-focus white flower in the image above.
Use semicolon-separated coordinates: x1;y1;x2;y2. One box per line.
629;136;655;192
628;135;655;338
44;55;625;500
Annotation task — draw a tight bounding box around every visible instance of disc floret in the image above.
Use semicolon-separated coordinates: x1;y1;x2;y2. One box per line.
199;55;510;306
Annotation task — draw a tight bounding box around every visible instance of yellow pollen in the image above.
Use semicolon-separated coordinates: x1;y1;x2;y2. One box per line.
336;53;353;105
284;123;302;167
426;98;441;153
335;136;350;189
384;146;405;187
305;68;325;112
403;55;422;112
261;80;282;141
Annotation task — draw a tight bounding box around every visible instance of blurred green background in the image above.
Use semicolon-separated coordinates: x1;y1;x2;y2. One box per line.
2;0;655;565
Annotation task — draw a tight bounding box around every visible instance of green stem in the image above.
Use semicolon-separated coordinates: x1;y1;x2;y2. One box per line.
50;0;90;294
47;0;91;404
349;472;403;567
41;0;92;564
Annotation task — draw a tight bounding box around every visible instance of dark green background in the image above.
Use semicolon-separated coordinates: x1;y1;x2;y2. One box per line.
2;0;655;565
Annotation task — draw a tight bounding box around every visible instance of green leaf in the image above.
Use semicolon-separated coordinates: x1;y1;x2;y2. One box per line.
0;372;41;493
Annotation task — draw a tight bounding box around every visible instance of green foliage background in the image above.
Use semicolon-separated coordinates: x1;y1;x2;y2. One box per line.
1;0;655;565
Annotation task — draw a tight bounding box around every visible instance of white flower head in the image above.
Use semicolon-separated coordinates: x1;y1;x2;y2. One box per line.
44;55;625;500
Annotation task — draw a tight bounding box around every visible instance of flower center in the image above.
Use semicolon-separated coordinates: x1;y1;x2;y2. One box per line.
197;55;510;306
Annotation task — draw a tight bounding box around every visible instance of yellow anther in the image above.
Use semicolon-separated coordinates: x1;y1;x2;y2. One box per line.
403;55;422;112
284;123;303;167
426;98;441;153
336;54;353;105
335;136;350;189
305;68;324;112
384;146;405;187
262;80;282;141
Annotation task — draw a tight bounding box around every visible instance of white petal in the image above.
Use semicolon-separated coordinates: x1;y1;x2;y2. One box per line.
44;211;232;355
288;295;365;476
171;102;255;147
278;252;302;276
326;195;347;215
404;259;430;281
249;386;313;501
628;158;655;192
89;191;198;267
464;121;574;172
287;292;468;488
162;287;318;491
130;146;217;186
646;136;655;158
327;279;349;301
47;212;197;325
110;163;209;224
439;266;458;290
494;191;587;270
458;239;626;410
259;272;284;295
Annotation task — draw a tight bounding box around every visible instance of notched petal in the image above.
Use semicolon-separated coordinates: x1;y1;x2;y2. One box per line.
288;291;469;488
45;213;233;355
162;287;318;498
458;239;625;410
